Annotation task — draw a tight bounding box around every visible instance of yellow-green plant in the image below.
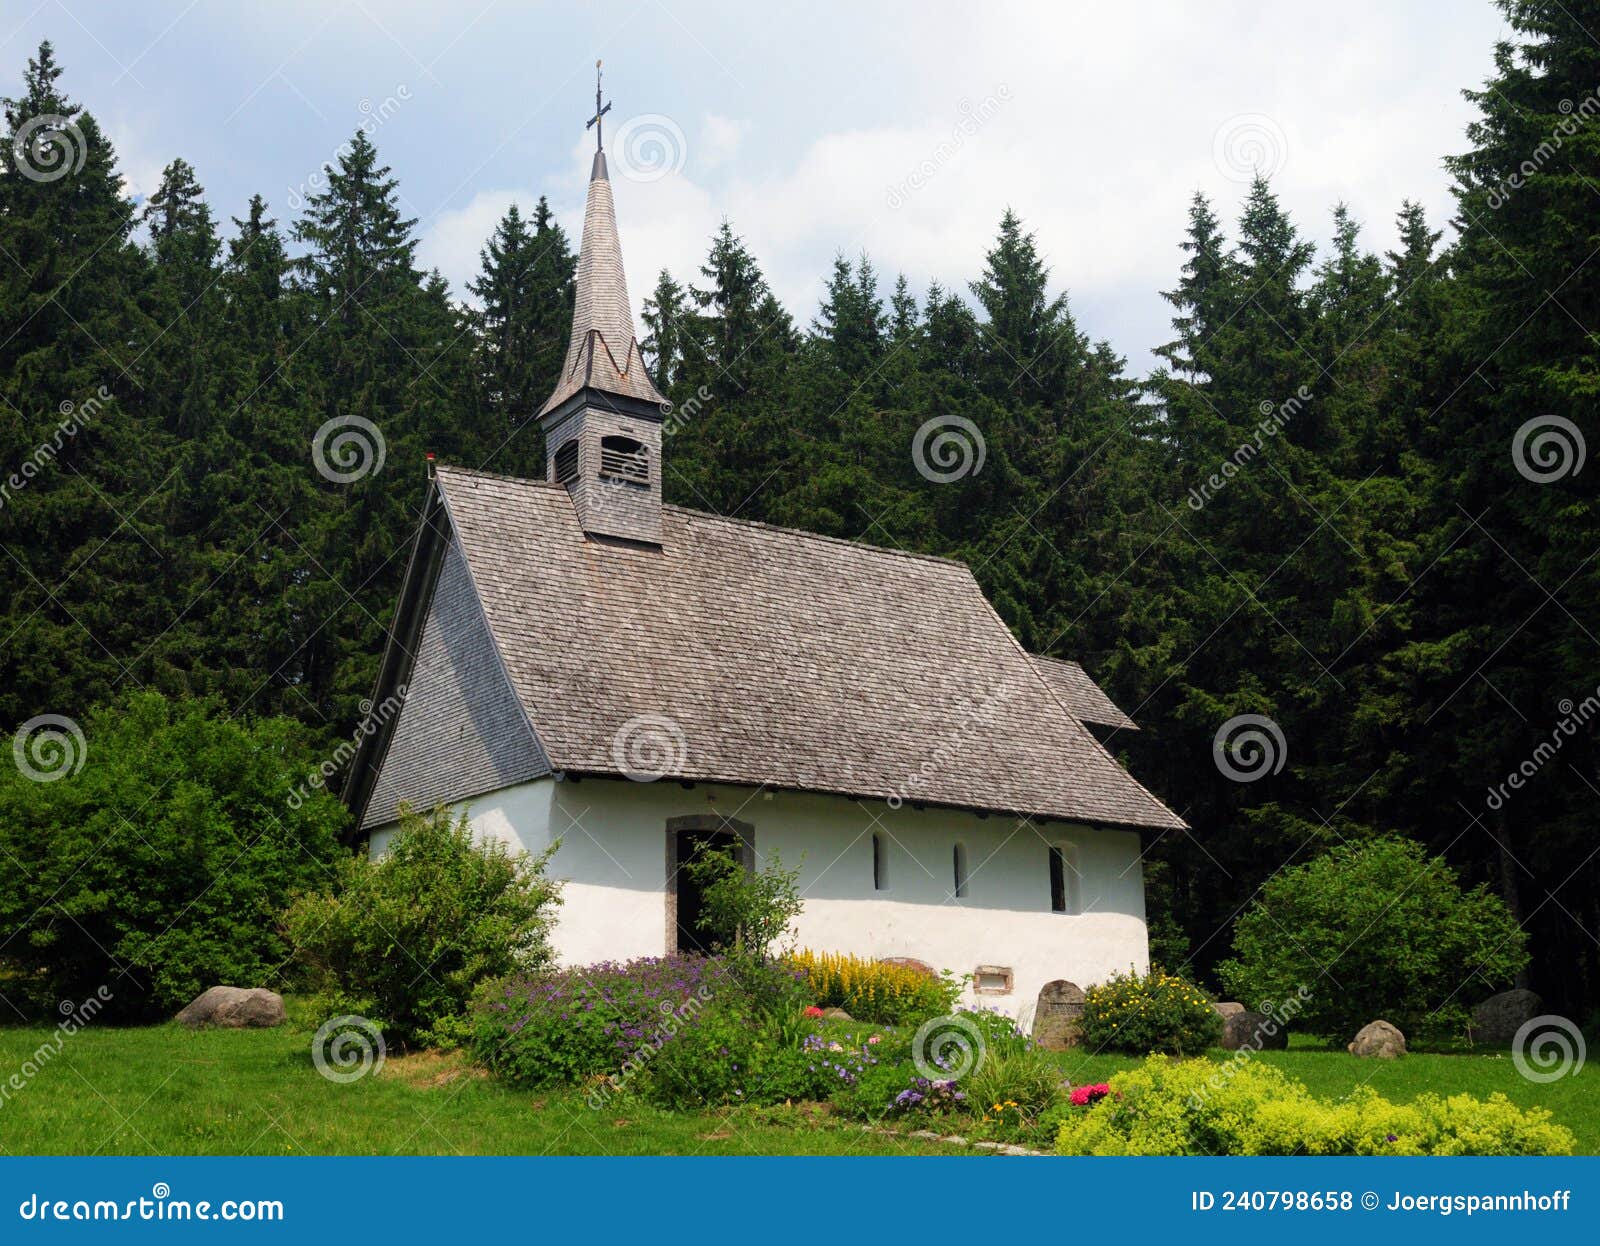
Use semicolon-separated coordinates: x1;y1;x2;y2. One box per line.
788;950;959;1026
1056;1056;1575;1156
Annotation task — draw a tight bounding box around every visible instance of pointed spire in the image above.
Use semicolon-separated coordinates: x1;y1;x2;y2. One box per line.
539;108;665;417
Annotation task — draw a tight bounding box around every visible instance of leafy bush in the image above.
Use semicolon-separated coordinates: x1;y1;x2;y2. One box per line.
967;1048;1066;1118
638;1005;764;1108
954;1007;1036;1061
1056;1056;1575;1156
642;1016;891;1109
1218;837;1528;1038
682;846;804;959
0;692;346;1018
1080;969;1222;1054
474;954;751;1089
284;806;560;1046
788;950;960;1026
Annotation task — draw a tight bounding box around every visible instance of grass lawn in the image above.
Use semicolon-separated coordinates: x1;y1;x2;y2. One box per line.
0;1021;1590;1156
0;1020;964;1157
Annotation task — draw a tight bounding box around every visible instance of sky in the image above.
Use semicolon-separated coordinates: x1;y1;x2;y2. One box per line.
5;0;1511;375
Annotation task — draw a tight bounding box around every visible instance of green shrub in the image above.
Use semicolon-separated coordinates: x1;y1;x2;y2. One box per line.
285;806;560;1046
1080;969;1222;1055
966;1048;1066;1118
1218;837;1528;1038
0;692;346;1018
954;1007;1036;1061
789;949;960;1026
475;954;727;1090
638;972;886;1109
639;1005;764;1108
1055;1056;1575;1156
682;846;804;959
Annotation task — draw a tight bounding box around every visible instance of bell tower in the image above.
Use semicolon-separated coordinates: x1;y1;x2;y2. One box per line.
538;61;668;546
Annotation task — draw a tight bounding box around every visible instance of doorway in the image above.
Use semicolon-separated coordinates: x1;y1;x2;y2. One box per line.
666;814;755;955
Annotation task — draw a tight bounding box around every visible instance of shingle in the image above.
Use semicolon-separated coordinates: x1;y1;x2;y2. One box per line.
1029;654;1140;732
538;152;665;416
434;464;1185;832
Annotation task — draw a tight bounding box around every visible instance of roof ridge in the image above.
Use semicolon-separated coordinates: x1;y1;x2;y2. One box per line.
433;463;967;569
434;463;565;489
661;504;969;570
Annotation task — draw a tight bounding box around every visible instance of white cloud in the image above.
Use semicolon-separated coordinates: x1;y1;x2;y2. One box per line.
409;0;1508;371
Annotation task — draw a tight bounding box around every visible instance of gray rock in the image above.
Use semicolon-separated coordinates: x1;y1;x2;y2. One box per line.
175;986;285;1029
1220;1009;1288;1051
1213;1002;1246;1018
1032;979;1086;1051
1471;989;1543;1047
821;1007;854;1021
1347;1019;1406;1058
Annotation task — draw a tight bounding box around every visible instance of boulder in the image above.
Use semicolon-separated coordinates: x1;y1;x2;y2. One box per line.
1470;989;1543;1048
1213;1001;1246;1018
821;1007;854;1022
175;986;285;1029
1032;980;1086;1051
1347;1019;1406;1058
1220;1009;1288;1051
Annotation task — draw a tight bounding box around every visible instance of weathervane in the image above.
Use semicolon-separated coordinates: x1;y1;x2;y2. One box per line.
586;59;611;153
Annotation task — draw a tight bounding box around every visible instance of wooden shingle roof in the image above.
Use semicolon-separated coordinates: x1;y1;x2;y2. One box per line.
418;464;1183;831
1029;654;1139;732
538;151;665;417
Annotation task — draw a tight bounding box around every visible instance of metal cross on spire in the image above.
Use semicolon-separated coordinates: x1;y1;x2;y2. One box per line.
586;59;611;153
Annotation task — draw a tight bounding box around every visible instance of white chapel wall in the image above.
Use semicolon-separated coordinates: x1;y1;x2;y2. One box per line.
367;775;1149;1022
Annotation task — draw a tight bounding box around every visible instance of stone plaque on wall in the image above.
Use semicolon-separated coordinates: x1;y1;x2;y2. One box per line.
1032;979;1086;1050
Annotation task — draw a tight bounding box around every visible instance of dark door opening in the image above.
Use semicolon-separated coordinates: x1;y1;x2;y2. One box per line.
673;828;738;954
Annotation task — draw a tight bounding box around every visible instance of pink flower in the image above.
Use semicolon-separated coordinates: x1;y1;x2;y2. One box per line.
1070;1083;1112;1107
867;1035;882;1044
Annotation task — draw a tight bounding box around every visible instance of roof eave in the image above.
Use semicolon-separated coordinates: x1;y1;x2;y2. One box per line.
554;768;1187;834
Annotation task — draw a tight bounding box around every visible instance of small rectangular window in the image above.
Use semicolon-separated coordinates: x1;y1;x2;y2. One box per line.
952;842;968;898
872;832;888;891
1049;846;1066;913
